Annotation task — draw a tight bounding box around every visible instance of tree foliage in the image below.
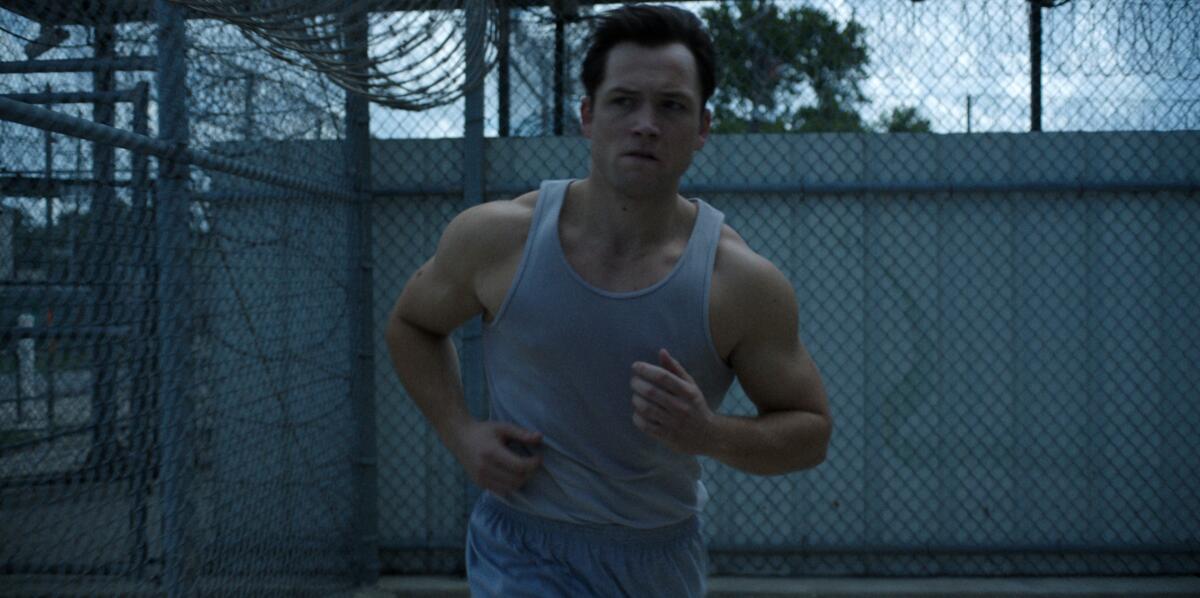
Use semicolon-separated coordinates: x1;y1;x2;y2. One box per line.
701;0;931;133
878;106;933;133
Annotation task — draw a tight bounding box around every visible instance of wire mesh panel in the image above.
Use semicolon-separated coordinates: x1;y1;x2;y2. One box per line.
2;0;1196;591
371;0;1200;578
1;2;366;596
372;188;475;574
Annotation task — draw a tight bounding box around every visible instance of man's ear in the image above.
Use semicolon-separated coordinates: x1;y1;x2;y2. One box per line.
696;107;712;150
581;96;593;139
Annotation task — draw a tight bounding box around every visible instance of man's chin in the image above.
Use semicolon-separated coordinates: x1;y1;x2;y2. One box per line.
610;173;677;199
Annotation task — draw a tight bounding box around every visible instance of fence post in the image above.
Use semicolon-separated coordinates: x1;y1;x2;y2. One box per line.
498;0;510;137
1029;0;1043;132
155;1;194;596
130;79;153;580
343;2;379;587
90;22;119;473
460;0;488;510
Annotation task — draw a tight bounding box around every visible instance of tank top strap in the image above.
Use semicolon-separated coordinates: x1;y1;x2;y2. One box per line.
679;198;726;283
533;179;572;240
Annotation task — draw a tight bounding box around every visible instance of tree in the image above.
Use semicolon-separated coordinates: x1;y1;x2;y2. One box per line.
701;0;932;134
878;106;933;133
702;0;870;133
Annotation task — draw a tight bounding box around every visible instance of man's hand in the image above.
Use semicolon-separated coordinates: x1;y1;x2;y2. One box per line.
630;348;716;455
451;421;543;496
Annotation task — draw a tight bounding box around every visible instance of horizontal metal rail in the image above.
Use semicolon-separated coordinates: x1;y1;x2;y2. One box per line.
194;190;356;204
382;542;1200;556
0;95;361;201
707;543;1200;556
373;179;1199;198
2;89;143;104
0;175;137;198
0;56;157;74
1;325;133;342
682;180;1200;196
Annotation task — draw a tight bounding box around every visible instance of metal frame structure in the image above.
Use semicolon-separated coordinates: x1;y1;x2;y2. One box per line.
0;83;147;452
0;0;377;593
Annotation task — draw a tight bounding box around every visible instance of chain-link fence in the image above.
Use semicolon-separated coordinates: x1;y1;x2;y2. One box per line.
371;0;1199;579
2;0;1198;595
1;1;372;596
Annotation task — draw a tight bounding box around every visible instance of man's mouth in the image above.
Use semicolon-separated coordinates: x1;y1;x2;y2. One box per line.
624;150;658;161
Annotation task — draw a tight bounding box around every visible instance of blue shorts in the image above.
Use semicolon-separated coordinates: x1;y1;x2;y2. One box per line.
466;493;707;597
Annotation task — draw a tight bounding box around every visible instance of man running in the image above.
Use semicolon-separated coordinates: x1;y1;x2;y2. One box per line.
386;4;832;596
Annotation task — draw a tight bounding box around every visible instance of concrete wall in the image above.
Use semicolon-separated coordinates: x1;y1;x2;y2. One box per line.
372;131;1198;192
371;131;1200;574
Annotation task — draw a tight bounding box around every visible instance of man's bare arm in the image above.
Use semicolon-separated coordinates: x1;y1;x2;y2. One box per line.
385;203;542;494
708;252;831;474
630;241;831;475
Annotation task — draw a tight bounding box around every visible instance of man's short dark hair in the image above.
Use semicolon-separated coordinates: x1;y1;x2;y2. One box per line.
581;4;716;106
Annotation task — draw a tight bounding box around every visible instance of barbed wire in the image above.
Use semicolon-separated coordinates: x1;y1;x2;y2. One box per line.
168;0;499;110
876;0;1200;81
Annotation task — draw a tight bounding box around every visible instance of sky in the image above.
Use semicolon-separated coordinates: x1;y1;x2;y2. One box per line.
0;1;1196;150
368;0;1198;138
0;1;1195;235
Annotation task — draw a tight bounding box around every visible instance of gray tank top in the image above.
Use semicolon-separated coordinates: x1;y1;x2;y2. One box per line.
482;179;735;528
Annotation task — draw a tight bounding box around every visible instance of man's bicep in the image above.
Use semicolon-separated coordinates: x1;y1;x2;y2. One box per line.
393;254;483;336
391;211;490;336
729;273;829;419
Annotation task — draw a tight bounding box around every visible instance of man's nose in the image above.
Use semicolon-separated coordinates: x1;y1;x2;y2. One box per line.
631;105;660;137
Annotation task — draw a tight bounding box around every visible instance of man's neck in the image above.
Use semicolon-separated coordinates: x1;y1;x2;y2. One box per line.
567;176;693;256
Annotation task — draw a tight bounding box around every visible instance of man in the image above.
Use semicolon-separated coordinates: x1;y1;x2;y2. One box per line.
385;4;831;596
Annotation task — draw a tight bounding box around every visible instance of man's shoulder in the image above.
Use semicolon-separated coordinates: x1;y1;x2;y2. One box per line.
454;191;538;231
713;224;790;292
712;224;797;319
708;224;798;359
440;191;539;258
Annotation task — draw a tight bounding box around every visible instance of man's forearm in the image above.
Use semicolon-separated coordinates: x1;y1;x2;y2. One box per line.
385;316;473;453
705;410;831;475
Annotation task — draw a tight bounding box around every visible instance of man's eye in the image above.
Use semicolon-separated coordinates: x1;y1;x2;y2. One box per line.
664;101;685;111
613;97;633;107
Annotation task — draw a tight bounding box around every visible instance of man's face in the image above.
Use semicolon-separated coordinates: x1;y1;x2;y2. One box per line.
581;41;711;198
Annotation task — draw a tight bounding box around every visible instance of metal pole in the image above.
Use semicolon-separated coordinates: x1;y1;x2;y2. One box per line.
461;0;488;508
0;56;157;73
42;84;52;239
41;84;56;429
0;96;357;200
553;8;565;136
1030;0;1043;132
132;83;150;209
498;1;510;138
2;89;143;104
966;94;972;134
156;1;194;595
242;74;256;139
129;79;152;580
90;22;119;475
372;179;1200;199
343;0;379;586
